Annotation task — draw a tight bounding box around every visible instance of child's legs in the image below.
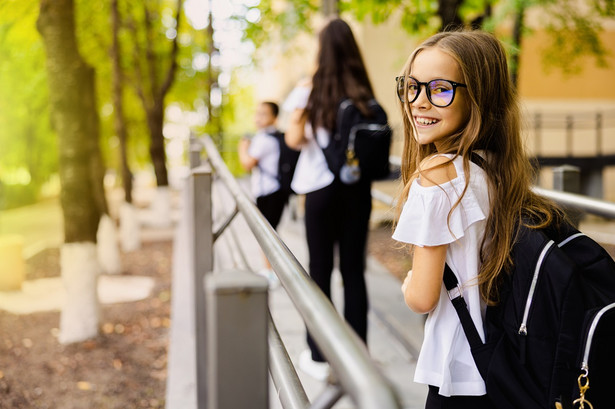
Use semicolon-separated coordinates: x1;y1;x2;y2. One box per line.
256;189;288;269
338;181;372;343
304;184;336;362
256;189;288;231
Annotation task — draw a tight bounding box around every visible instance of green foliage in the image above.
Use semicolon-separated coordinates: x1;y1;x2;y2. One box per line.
241;0;319;48
341;0;440;33
241;0;614;86
0;0;214;207
0;0;57;209
73;0;195;172
190;66;256;177
540;0;612;75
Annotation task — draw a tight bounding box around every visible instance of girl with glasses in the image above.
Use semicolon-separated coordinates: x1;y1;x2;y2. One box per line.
392;31;561;408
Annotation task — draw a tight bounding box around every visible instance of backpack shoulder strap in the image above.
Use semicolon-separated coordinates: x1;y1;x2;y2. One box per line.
443;264;485;350
445;152;486;350
256;130;283;180
334;98;354;138
470;152;486;169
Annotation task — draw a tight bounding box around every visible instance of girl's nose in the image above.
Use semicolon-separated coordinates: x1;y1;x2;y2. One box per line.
411;85;431;109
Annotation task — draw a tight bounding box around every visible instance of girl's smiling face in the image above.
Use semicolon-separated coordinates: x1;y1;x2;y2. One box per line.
409;48;470;150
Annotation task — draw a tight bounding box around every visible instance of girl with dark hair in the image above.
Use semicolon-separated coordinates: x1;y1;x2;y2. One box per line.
285;18;377;380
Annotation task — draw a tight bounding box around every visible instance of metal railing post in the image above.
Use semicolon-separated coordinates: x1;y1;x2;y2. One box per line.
596;112;603;157
553;165;582;226
534;112;542;155
190;135;203;169
204;270;269;409
565;114;574;157
191;166;214;408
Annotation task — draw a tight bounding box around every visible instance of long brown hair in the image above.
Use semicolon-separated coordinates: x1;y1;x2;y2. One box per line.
305;18;374;132
396;30;562;304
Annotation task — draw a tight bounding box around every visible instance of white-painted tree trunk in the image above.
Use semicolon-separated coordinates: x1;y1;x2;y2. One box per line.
147;186;172;227
97;214;121;274
59;242;100;344
119;202;141;252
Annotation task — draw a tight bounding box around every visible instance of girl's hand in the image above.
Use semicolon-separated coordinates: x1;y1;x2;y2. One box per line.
401;269;412;294
238;138;250;152
237;138;257;171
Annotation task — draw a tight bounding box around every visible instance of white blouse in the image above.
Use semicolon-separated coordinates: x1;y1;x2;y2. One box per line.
282;85;335;195
392;153;491;397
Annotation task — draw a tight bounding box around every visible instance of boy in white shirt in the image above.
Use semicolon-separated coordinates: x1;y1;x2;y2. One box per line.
238;101;286;286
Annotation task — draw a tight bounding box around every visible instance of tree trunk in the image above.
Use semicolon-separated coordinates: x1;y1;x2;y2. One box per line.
511;2;525;88
321;0;339;17
147;100;168;187
132;0;182;188
37;0;106;243
438;0;464;31
111;0;133;203
206;0;223;149
37;0;106;343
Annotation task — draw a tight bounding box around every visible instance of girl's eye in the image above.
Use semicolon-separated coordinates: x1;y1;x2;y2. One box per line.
430;82;453;95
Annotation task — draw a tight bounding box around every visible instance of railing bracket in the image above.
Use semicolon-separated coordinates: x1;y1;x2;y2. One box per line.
213;206;239;242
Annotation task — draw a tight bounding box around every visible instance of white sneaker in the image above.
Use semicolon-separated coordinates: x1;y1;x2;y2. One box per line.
299;350;330;381
256;268;280;289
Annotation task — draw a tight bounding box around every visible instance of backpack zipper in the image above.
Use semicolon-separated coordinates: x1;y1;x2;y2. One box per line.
580;302;615;373
518;240;555;335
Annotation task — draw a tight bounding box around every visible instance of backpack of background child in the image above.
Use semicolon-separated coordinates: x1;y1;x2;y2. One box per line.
321;99;392;185
444;218;615;409
269;130;300;196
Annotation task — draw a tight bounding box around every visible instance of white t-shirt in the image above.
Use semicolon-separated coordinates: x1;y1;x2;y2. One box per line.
392;153;491;397
283;85;335;194
247;127;281;198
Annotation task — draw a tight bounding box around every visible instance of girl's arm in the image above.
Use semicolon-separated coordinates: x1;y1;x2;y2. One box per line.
237;138;258;171
285;109;307;149
401;155;457;313
402;245;448;313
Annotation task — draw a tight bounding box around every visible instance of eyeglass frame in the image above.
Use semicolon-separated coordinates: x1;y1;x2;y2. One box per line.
395;75;467;108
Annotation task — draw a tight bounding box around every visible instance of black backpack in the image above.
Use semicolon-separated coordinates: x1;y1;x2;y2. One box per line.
444;220;615;409
270;130;300;195
321;99;392;184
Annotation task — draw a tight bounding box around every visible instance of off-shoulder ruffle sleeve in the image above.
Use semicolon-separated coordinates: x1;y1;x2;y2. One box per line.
392;176;487;247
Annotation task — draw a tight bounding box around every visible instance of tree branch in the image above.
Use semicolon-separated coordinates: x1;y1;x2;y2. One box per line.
127;16;148;110
144;2;158;99
159;0;183;99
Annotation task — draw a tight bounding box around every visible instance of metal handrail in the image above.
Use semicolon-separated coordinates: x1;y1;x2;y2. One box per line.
200;135;401;409
531;187;615;219
386;156;615;219
268;313;310;409
372;178;615;220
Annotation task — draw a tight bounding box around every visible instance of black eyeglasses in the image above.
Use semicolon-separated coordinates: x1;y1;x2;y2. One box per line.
396;76;467;107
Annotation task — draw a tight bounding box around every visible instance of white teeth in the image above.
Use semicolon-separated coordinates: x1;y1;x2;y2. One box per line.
416;117;438;125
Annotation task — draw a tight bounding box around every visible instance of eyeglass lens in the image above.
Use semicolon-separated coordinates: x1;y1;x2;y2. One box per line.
397;77;457;107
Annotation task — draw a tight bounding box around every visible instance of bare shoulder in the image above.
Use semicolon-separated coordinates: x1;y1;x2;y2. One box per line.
418;155;457;187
